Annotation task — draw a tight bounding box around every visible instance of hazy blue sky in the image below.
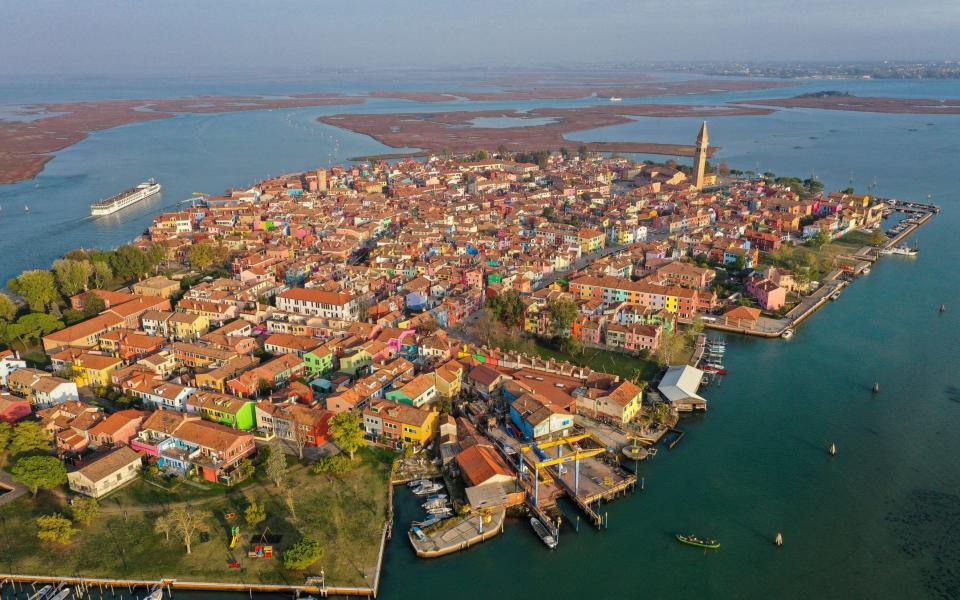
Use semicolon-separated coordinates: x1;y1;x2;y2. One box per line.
1;0;957;76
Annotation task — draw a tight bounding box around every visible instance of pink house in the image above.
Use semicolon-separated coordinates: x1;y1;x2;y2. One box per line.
746;277;787;311
0;393;31;423
624;324;662;353
88;409;149;449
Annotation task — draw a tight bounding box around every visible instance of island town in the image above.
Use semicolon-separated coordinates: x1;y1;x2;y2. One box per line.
0;124;938;598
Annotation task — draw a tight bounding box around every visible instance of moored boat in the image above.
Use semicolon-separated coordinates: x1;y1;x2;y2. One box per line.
676;533;720;549
413;481;443;495
530;517;558;549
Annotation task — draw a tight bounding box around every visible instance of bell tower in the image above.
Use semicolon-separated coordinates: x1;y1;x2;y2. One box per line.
693;121;709;190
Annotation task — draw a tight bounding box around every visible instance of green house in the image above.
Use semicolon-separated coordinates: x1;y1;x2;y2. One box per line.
304;347;335;378
339;348;372;376
188;392;257;430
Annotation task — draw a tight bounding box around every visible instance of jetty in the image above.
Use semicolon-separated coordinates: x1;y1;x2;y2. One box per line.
408;509;506;558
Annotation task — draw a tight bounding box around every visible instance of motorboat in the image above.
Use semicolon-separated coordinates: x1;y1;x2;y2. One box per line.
530;517;558;549
412;481;443;495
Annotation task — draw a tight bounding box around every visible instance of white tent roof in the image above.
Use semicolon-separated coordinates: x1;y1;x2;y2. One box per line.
658;365;706;404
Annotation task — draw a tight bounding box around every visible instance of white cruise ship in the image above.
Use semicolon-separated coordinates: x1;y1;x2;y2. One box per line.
90;179;161;216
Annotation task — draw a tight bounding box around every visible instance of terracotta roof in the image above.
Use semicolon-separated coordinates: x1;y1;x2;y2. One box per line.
456;445;513;486
74;446;142;483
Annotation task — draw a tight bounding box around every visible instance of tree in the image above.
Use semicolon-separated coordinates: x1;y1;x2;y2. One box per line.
109;245;150;280
70;497;100;526
313;454;353;476
282;537;323;570
154;513;173;542
233;458;255;482
486;289;525;331
12;455;67;496
870;229;887;247
0;422;12;463
655;329;686;366
83;293;106;318
90;261;113;289
188;242;227;271
264;445;287;488
169;506;211;554
144;243;166;272
329;411;365;460
257;378;273;397
577;145;588;159
36;514;77;545
8;270;59;312
3;313;64;346
0;293;17;322
9;421;51;457
245;501;266;527
812;228;832;250
291;424;309;460
53;259;93;297
546;297;578;338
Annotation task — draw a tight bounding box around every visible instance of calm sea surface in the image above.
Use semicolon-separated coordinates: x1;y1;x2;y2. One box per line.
1;75;959;599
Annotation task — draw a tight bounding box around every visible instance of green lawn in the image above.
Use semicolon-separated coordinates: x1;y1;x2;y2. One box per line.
0;448;393;587
528;338;662;382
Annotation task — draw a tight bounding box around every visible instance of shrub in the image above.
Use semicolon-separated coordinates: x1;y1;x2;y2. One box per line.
283;537;323;570
312;454;352;476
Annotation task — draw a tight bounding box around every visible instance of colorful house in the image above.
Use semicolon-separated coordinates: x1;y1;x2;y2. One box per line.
188;390;256;430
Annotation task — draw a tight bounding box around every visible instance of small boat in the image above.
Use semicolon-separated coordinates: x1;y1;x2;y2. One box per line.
609;96;623;102
424;493;447;502
781;328;794;340
407;478;431;488
676;533;720;549
939;304;946;313
530;517;558;549
426;506;453;516
422;499;448;510
28;585;54;600
24;205;30;213
50;589;72;600
411;526;427;542
829;442;837;456
412;482;443;495
144;586;165;600
412;515;443;528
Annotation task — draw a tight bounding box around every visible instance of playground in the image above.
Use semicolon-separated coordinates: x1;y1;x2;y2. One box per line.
0;448;393;587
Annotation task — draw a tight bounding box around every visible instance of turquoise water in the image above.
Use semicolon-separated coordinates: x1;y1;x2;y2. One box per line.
1;76;958;598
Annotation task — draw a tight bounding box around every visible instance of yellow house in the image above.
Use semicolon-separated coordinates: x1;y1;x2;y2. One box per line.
72;352;123;387
577;228;606;253
171;312;210;340
433;361;463;400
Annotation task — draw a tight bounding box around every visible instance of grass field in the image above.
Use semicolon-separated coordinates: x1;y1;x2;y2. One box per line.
0;447;393;587
528;338;663;382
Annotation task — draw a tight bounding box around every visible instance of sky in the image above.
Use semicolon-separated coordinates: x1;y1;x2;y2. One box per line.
1;0;958;76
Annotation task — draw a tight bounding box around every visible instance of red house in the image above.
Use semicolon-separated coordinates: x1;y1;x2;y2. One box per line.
0;393;31;423
88;409;149;449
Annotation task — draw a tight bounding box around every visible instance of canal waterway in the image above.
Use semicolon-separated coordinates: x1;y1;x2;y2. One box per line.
1;75;958;599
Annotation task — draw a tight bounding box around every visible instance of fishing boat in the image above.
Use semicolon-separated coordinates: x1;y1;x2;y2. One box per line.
422;498;449;510
407;478;432;488
412;515;443;528
676;533;720;549
530;517;558;549
144;586;165;600
702;363;728;375
412;481;443;495
28;585;54;600
426;507;453;518
411;526;427;542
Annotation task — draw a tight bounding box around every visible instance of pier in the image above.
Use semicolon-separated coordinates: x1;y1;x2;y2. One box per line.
407;509;506;558
705;198;938;340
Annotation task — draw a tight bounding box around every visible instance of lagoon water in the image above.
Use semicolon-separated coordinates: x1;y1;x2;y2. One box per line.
1;75;958;599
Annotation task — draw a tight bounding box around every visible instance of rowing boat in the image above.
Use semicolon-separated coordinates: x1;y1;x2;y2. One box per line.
676;533;720;549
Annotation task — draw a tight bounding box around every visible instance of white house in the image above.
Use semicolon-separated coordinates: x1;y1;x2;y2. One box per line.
0;350;26;386
67;446;142;498
275;288;360;321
